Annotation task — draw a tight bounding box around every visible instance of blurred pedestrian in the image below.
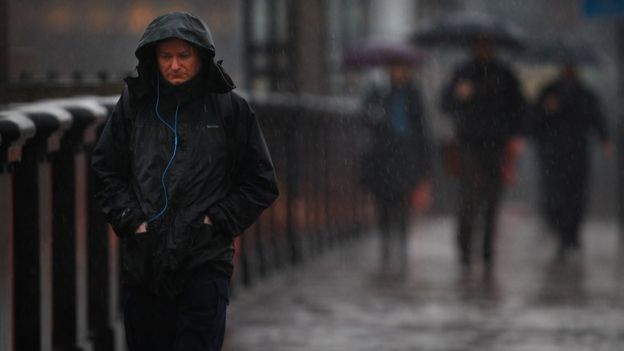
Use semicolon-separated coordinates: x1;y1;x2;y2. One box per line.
360;62;432;271
91;12;278;351
531;63;612;259
440;38;526;270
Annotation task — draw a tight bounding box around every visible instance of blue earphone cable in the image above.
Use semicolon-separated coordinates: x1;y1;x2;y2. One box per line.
148;76;180;223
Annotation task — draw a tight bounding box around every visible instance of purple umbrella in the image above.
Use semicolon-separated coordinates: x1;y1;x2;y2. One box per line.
343;40;426;68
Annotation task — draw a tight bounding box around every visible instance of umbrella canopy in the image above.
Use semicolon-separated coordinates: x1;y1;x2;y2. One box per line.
343;39;426;68
521;39;599;66
412;12;527;50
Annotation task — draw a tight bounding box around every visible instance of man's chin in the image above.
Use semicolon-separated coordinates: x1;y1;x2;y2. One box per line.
167;77;188;85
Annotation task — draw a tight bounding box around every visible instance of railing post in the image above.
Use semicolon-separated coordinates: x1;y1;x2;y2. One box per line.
93;96;125;351
259;106;287;273
0;161;13;351
0;0;8;86
0;111;35;351
46;98;108;351
13;104;72;351
285;107;302;264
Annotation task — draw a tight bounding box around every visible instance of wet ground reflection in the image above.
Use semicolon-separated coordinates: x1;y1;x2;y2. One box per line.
224;211;624;350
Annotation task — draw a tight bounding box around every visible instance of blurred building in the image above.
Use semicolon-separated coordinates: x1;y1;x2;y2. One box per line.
2;0;460;93
5;0;242;85
2;0;623;216
2;1;622;94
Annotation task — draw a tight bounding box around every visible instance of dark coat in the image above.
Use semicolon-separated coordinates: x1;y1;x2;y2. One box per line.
91;12;278;296
532;77;608;150
531;77;608;208
360;83;431;202
441;57;526;149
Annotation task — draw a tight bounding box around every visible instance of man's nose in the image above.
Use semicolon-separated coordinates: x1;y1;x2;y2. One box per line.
171;58;180;70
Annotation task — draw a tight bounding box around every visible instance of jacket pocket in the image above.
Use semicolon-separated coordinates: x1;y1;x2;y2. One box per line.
184;224;233;269
191;223;217;249
120;232;153;287
151;224;220;297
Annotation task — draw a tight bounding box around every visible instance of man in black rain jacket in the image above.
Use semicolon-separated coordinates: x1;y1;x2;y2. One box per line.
91;12;278;351
440;39;526;269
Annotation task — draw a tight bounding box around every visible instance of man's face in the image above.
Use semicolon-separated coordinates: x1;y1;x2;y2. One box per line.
389;64;410;86
471;39;494;61
156;38;202;85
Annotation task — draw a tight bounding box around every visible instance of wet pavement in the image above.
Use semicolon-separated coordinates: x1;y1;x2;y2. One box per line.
223;207;624;350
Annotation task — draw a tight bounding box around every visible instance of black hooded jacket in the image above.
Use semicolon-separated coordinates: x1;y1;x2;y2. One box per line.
91;12;278;295
531;77;608;147
530;76;609;189
441;57;526;149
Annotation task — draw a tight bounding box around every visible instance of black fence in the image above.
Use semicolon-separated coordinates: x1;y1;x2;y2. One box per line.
0;92;374;351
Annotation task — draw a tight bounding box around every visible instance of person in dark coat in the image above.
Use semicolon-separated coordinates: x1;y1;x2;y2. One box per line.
91;12;278;351
531;63;612;259
440;39;526;270
360;62;431;270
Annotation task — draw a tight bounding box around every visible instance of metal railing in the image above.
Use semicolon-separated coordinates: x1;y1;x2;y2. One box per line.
0;91;374;351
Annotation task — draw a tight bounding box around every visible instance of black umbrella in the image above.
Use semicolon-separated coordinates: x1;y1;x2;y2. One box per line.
412;12;527;50
343;39;426;68
521;39;599;66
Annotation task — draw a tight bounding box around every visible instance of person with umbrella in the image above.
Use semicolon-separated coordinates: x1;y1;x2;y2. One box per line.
413;12;528;271
348;41;432;272
439;37;527;270
529;47;613;260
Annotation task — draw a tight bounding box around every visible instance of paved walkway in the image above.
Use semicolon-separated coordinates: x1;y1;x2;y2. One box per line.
223;208;624;350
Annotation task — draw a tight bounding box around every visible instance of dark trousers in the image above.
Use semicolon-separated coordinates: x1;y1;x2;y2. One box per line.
123;265;230;351
377;197;410;268
457;146;504;266
537;143;589;251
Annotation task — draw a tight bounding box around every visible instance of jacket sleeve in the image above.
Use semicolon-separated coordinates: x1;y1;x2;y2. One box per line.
410;87;433;178
440;71;457;115
359;86;386;130
529;84;554;140
207;98;279;237
440;66;471;116
91;89;146;237
502;68;528;137
586;91;609;142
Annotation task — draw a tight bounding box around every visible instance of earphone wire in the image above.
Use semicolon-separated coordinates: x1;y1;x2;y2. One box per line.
148;74;179;223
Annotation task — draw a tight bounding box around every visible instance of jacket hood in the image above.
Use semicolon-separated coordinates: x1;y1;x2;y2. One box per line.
135;12;215;60
127;12;235;98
